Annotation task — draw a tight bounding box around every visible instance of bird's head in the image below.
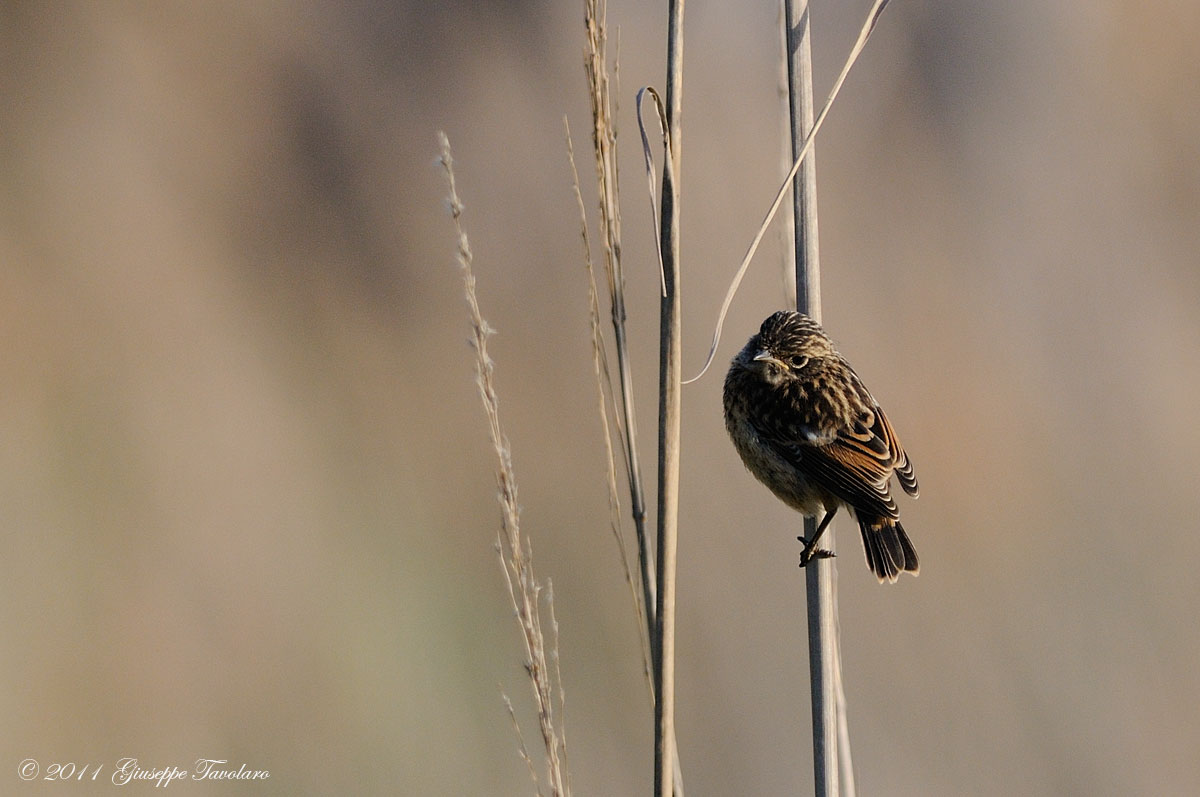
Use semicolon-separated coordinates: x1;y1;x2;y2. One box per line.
741;310;834;386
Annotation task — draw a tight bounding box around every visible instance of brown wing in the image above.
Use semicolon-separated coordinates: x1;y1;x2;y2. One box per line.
772;402;915;519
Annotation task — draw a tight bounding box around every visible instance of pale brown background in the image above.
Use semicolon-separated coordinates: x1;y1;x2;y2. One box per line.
4;2;1198;795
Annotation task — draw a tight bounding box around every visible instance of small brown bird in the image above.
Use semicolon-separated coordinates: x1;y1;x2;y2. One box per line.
723;310;919;582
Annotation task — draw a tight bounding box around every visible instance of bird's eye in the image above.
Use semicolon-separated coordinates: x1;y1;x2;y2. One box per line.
788;355;808;370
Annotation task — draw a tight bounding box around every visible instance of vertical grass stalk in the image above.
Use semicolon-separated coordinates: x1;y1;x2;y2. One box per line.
654;1;684;795
782;1;842;795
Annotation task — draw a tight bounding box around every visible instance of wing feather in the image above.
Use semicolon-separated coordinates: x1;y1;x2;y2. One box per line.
766;401;914;519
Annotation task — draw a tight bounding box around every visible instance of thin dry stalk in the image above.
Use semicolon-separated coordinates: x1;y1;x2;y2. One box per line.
685;0;895;385
503;693;541;792
785;0;822;319
546;581;572;796
565;119;652;678
831;568;856;795
777;0;798;308
654;1;684;795
634;84;688;797
583;0;656;640
439;132;569;797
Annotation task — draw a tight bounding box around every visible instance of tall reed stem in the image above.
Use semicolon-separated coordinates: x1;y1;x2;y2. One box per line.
654;1;684;795
782;2;844;795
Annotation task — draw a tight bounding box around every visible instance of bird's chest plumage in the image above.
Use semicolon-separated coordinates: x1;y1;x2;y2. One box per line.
723;369;833;516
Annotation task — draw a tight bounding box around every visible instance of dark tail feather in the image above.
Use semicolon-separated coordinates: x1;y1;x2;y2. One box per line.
858;518;919;583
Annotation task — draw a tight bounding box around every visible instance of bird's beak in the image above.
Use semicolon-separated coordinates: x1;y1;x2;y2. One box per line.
753;349;784;368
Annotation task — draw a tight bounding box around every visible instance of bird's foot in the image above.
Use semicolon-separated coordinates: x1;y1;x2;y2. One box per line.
797;545;836;567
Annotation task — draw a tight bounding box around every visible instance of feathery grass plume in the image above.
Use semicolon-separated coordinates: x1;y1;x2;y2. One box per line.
582;0;656;641
439;132;569;797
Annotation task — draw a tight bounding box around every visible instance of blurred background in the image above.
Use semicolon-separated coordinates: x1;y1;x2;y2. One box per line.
3;1;1198;794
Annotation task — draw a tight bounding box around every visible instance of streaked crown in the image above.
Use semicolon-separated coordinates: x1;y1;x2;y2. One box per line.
755;310;834;361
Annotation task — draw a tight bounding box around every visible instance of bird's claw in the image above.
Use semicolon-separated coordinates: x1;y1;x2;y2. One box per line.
798;548;835;567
